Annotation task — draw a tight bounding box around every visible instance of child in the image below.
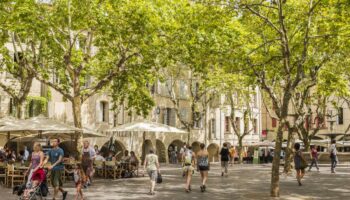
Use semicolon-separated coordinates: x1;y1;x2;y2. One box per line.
65;164;86;200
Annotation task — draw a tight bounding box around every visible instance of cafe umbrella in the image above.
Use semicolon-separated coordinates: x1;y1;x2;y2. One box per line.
106;120;187;161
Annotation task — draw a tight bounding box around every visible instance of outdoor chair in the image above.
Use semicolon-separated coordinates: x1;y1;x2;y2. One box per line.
94;160;105;177
6;164;25;188
0;162;7;185
104;161;121;179
129;163;139;177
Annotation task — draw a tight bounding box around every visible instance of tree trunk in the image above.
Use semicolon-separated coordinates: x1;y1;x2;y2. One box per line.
13;99;25;119
15;102;25;119
270;123;284;197
303;137;311;152
283;128;294;174
72;96;83;158
238;137;244;164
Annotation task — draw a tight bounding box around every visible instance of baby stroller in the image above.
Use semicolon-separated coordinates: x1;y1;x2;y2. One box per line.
14;169;49;200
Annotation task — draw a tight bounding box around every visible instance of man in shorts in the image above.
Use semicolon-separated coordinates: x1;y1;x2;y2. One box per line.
44;138;68;200
220;143;230;176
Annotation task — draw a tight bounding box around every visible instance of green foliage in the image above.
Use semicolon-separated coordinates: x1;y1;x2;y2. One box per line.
0;0;171;119
26;96;48;118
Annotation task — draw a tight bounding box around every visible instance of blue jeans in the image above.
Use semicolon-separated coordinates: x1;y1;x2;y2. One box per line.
331;157;338;172
309;158;319;170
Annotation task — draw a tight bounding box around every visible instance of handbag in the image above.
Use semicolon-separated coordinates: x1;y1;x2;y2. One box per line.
301;158;308;169
156;173;163;184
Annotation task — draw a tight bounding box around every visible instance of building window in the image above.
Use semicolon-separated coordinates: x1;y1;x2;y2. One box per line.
99;101;109;123
179;80;188;99
235;117;240;134
253;119;258;134
210;118;216;138
254;93;258;107
9;98;14;115
159;79;172;97
316;115;326;129
163;108;176;126
192;81;200;97
338;107;344;125
272;118;277;128
194;112;203;129
225;116;230;133
28;100;34;117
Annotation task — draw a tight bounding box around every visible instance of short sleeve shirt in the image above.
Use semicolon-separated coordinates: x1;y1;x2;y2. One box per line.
48;147;64;171
146;154;158;171
220;148;230;161
82;147;96;159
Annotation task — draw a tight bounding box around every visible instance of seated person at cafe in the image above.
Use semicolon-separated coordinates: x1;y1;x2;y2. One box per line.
105;151;116;162
129;151;139;171
95;152;106;162
121;150;130;164
120;150;131;172
0;148;6;162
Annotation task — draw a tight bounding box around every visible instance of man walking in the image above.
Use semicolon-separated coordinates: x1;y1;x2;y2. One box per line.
44;138;68;200
308;145;319;172
220;143;230;176
82;140;96;186
330;140;338;173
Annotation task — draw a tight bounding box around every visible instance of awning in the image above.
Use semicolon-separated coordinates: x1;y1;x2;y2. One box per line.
107;120;187;133
12;128;105;142
0;116;81;133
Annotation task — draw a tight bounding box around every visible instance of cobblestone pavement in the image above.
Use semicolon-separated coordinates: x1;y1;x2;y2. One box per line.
1;164;349;200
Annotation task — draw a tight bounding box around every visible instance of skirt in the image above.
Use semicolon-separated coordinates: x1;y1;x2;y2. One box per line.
31;168;45;182
198;166;209;171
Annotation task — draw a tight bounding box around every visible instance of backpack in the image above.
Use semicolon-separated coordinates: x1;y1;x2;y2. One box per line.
184;150;193;165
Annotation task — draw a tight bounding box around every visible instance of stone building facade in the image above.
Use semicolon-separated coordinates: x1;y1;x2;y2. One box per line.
0;43;263;162
261;96;350;151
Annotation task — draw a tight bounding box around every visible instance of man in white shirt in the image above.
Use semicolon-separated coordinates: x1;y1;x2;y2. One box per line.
23;146;29;162
330;140;338;173
95;153;106;161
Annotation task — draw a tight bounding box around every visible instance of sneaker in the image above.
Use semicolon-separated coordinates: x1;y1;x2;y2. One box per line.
62;191;68;200
221;172;224;176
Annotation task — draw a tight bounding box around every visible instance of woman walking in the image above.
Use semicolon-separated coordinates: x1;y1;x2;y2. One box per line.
23;143;45;197
308;145;319;172
294;143;307;186
197;143;209;192
143;149;160;195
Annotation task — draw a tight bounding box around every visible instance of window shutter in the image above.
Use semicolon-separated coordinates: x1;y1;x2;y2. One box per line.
163;108;168;125
170;108;176;126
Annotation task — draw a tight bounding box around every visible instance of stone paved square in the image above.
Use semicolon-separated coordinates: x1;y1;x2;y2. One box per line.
1;164;349;200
